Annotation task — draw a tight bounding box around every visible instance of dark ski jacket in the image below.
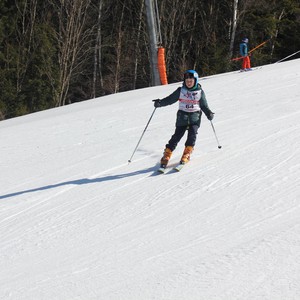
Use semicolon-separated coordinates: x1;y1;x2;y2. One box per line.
158;83;213;127
240;42;248;56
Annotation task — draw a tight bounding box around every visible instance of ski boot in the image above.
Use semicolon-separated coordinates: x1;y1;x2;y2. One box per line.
180;146;193;164
158;148;172;172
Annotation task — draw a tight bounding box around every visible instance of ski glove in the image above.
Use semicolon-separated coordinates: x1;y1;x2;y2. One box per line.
207;112;215;120
153;99;161;108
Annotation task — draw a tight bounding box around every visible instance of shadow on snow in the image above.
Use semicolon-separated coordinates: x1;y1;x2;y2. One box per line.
0;165;159;200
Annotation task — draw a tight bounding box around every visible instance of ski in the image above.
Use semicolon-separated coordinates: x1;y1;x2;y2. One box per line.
173;163;185;172
157;167;166;174
157;162;187;173
157;164;167;174
239;68;252;72
239;66;262;73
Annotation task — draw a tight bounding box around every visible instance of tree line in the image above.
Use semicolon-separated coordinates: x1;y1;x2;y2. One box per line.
1;0;299;120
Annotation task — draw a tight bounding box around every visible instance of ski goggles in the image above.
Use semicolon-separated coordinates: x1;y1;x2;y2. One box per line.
184;73;195;79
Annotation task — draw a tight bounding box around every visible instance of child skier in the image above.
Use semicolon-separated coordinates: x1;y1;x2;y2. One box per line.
153;69;214;171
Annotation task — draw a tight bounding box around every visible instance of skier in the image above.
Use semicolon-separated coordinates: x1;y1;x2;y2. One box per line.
153;69;214;171
240;37;251;71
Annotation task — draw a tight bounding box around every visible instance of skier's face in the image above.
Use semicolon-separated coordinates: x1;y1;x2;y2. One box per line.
185;78;195;88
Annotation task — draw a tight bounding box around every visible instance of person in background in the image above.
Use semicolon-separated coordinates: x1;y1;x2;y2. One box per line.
153;70;214;169
240;38;251;71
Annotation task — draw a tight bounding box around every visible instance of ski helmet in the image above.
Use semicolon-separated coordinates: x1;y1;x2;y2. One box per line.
242;38;249;43
183;70;199;89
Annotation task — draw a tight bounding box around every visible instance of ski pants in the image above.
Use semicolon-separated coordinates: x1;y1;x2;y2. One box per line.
166;124;199;151
242;55;251;69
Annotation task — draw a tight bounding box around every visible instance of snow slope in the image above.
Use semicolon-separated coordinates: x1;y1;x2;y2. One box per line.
0;59;300;300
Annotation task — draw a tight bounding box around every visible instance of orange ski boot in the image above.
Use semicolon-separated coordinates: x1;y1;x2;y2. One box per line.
160;147;173;167
180;146;193;164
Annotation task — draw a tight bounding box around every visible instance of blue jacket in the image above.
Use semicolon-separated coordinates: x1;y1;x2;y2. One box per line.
240;42;248;56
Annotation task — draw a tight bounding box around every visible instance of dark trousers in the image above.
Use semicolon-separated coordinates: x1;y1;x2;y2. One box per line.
166;125;199;151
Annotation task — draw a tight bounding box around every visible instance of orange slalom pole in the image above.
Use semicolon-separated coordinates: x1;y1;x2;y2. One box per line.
231;40;269;61
249;40;268;54
231;56;245;61
157;47;168;85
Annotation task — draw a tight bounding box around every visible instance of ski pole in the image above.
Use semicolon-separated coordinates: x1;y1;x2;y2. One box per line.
210;120;222;149
128;107;157;163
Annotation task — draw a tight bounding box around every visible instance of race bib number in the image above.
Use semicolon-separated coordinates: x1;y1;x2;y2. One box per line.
178;89;201;112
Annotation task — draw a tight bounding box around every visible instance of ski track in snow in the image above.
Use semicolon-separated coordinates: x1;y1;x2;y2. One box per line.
1;60;300;299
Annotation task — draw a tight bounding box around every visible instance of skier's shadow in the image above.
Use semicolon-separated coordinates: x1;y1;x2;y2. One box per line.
0;165;159;200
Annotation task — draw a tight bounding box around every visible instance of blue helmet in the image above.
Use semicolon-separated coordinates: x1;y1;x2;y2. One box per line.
183;69;199;89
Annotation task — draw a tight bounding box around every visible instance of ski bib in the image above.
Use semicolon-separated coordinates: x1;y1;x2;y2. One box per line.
178;88;202;112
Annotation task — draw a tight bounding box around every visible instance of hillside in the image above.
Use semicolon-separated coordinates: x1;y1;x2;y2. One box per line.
1;60;300;300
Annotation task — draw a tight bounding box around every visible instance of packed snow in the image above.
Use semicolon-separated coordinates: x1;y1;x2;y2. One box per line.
1;59;300;300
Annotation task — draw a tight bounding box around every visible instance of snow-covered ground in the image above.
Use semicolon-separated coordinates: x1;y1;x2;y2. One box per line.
1;59;300;300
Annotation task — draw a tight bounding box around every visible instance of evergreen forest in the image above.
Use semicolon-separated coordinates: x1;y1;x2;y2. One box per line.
1;0;300;120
